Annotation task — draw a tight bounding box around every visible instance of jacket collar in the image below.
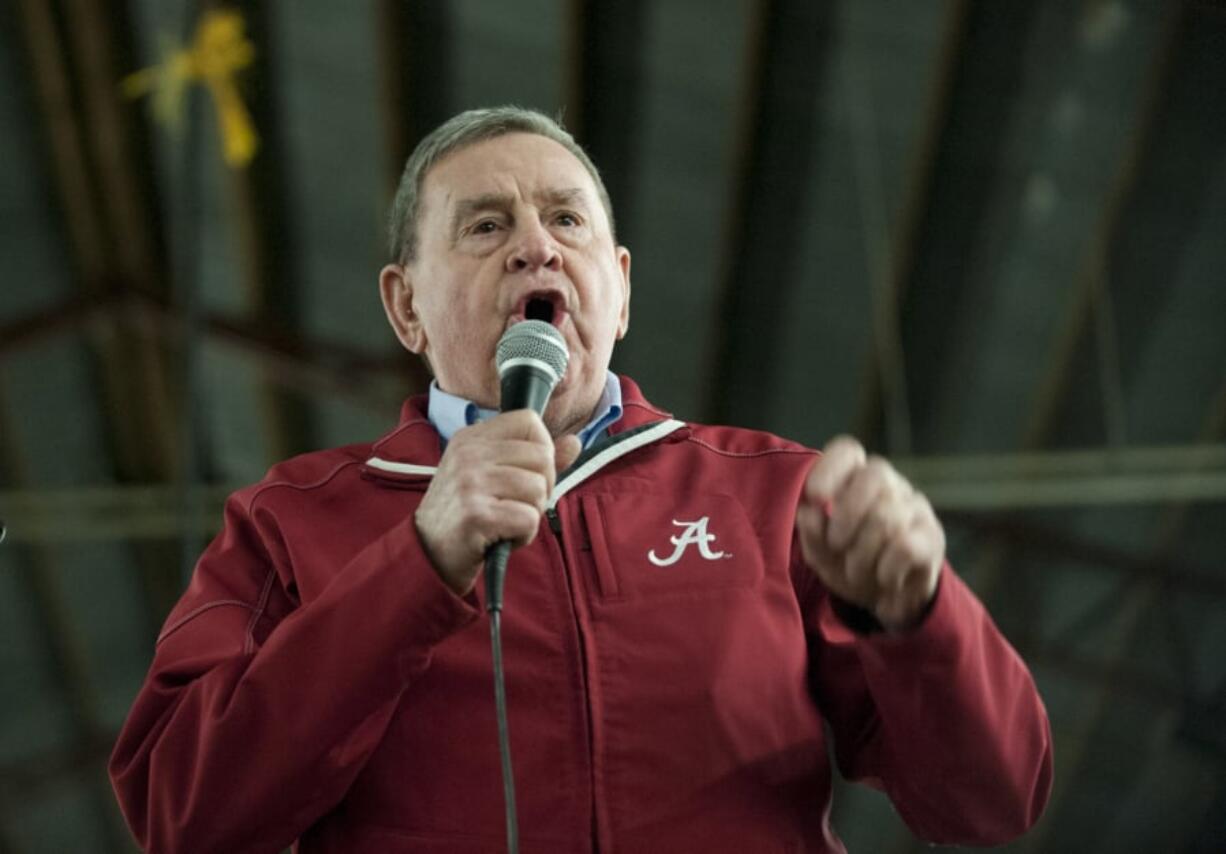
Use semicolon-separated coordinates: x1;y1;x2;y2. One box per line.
362;372;691;485
606;375;676;435
368;374;677;469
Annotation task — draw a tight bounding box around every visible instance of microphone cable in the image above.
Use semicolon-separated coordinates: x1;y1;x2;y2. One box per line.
483;319;569;854
484;541;517;854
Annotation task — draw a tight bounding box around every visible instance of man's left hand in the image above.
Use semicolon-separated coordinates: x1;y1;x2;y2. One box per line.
795;436;945;632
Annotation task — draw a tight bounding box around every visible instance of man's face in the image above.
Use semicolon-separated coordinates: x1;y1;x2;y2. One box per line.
381;132;631;436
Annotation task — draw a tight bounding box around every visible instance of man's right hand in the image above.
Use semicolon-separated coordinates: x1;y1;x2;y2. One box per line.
415;410;582;595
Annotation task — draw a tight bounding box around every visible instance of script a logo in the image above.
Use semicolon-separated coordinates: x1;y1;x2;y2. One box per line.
647;516;730;567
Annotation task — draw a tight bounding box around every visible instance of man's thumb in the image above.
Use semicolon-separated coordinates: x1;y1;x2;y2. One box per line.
554;434;582;474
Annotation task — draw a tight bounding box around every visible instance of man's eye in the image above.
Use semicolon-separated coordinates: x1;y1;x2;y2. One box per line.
472;220;499;235
554;212;580;227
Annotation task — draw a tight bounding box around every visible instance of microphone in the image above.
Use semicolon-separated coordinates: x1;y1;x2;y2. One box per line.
485;319;570;612
495;319;570;419
485;320;569;854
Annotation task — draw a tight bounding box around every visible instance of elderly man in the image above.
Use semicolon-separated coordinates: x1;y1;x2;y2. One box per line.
111;107;1052;853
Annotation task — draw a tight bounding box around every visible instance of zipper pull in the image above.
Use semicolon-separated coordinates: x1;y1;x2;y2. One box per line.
545;507;562;535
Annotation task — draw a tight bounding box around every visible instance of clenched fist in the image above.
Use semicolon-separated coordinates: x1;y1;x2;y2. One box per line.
416;410;582;595
795;435;945;632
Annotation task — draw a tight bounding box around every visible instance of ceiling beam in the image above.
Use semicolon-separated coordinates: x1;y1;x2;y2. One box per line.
888;0;1041;454
6;0;107;280
705;0;835;428
8;440;1226;546
0;291;412;412
565;0;646;244
0;393;124;851
58;0;193;620
374;0;446;396
377;0;454;190
968;0;1187;635
942;510;1226;601
1030;387;1226;851
851;0;972;452
1020;26;1184;452
961;11;1196;849
9;1;177;847
224;2;317;465
48;0;177;478
881;4;1133;849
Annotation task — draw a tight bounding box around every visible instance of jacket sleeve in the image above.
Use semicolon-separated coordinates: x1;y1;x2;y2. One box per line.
796;558;1054;845
109;489;480;854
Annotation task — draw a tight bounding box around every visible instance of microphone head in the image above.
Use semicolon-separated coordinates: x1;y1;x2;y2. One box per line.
496;320;570;388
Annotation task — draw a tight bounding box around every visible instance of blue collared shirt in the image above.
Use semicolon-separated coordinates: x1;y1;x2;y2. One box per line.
427;371;624;450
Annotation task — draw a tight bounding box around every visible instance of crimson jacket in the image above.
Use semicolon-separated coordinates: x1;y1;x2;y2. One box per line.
110;377;1052;853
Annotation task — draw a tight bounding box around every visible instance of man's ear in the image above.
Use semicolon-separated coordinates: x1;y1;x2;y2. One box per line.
615;245;631;339
379;263;427;353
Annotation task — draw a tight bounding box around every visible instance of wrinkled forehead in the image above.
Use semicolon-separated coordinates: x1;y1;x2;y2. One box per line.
421;132;606;225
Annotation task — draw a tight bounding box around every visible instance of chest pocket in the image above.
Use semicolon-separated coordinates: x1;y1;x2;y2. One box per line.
575;491;765;603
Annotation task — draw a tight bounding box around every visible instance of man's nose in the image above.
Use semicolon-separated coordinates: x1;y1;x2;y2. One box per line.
506;220;562;272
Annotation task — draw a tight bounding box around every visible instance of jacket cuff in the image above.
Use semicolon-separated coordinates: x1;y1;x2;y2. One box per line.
828;595;886;635
819;562;951;645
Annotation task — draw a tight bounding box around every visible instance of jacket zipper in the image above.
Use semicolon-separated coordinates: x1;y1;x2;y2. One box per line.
545;503;601;852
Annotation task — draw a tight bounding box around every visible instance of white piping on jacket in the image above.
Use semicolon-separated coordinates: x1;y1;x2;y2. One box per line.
546;419;684;508
363;418;686;507
362;460;439;476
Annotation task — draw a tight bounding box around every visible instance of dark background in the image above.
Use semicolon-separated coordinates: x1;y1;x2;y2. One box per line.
1;1;1224;851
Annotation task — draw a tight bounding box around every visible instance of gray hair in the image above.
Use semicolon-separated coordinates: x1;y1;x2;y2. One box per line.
387;106;616;263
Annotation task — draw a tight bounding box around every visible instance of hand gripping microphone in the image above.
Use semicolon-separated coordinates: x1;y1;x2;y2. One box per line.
485;320;568;854
484;319;570;613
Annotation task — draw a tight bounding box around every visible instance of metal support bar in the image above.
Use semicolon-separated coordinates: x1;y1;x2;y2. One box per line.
11;0;170;848
852;0;972;448
897;443;1226;508
566;0;647;239
1;290;412;413
226;2;317;466
4;442;1224;541
705;0;834;428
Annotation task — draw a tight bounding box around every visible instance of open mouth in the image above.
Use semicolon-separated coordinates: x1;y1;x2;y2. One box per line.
525;296;555;324
512;290;567;328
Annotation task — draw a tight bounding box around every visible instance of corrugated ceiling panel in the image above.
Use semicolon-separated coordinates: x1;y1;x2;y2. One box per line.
0;560;77;764
774;0;948;447
614;0;752;418
277;1;388;346
9;780;110;852
274;1;400;448
452;0;567;112
927;2;1168;452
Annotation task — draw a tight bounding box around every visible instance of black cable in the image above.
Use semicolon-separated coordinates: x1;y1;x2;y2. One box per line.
485;543;518;854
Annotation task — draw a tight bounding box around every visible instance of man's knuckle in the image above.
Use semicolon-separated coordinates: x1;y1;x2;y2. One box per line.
529;476;548;508
846;543;874;577
904;536;928;565
828;435;863;455
513;503;541;532
456;468;483;494
864;456;892;478
532;443;553;470
460;508;489;537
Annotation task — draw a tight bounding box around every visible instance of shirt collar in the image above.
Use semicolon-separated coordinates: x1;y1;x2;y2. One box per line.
427;371;624;450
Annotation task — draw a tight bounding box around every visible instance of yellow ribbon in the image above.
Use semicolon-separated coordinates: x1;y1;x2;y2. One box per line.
123;9;258;168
